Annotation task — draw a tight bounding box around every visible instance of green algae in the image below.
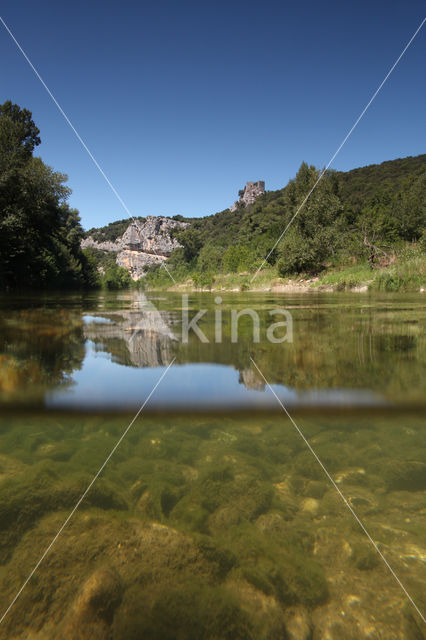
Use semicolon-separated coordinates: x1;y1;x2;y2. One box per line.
113;581;253;640
0;463;127;562
350;541;381;570
215;524;328;607
0;410;424;638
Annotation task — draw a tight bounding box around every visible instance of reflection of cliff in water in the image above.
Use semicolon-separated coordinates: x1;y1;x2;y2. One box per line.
83;299;177;368
82;292;424;403
84;312;268;391
238;367;265;391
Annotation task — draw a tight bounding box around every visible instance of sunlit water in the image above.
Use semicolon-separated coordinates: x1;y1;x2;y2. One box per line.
0;291;424;639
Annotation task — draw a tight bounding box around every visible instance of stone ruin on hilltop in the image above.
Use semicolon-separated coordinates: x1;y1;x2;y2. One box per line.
230;181;265;211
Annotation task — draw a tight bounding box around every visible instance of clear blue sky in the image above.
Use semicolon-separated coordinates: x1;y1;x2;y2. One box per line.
1;1;425;229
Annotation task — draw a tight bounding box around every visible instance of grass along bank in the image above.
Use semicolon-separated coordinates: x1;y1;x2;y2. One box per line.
143;244;425;293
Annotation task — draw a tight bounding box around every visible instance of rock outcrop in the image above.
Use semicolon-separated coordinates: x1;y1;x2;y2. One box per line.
231;181;265;211
116;249;165;280
82;216;188;279
121;217;187;256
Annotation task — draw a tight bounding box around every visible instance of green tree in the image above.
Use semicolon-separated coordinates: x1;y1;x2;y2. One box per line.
0;101;97;290
398;172;426;241
197;243;224;272
177;228;204;262
0;100;40;159
223;245;251;273
101;264;132;289
277;164;344;275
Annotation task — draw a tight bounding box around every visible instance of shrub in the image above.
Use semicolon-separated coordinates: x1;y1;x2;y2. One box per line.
101;264;132;289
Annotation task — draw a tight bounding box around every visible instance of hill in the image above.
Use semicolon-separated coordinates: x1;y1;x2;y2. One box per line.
83;154;425;290
162;154;425;280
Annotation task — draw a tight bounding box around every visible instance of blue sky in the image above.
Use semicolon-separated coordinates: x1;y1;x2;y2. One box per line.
1;1;425;229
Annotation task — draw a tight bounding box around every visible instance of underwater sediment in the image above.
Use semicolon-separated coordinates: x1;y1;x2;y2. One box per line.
0;411;424;639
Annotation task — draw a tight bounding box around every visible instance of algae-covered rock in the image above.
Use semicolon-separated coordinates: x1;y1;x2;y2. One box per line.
255;512;288;535
301;497;320;516
382;460;426;492
0;515;229;639
272;479;299;520
113;581;254;640
226;578;288;640
59;567;123;639
292;452;324;481
0;454;28;482
284;605;312;640
349;541;380;571
196;537;237;579
35;440;76;462
0;466;127;561
220;524;328;608
402;600;426;640
171;466;273;534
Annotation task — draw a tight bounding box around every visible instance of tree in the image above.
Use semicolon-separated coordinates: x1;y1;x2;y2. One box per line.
177;228;203;262
0;101;40;162
277;164;344;275
398;172;426;241
101;264;132;289
0;101;97;290
197;243;224;272
223;245;251;273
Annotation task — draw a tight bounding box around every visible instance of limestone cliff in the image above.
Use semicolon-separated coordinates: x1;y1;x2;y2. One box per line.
82;216;188;279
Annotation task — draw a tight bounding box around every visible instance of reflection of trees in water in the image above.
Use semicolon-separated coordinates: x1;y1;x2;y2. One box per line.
0;309;85;396
247;309;424;398
0;294;422;407
83;299;424;400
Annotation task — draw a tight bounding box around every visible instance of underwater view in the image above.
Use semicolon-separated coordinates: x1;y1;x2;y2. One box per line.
0;291;424;639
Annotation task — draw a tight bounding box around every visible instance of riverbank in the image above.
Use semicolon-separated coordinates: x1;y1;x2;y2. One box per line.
144;252;426;293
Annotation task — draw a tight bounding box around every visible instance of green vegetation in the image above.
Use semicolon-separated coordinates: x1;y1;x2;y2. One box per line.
100;263;133;290
80;247;134;289
313;242;425;291
0;410;424;638
141;155;425;291
0;101;98;290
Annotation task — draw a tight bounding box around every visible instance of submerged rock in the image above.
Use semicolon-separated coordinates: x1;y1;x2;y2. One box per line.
226;578;288;639
301;498;320;516
284;606;312;640
0;468;127;562
382;460;426;492
59;568;123;639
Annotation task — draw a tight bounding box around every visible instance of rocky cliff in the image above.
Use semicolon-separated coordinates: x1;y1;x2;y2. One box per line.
82;216;188;279
230;181;265;211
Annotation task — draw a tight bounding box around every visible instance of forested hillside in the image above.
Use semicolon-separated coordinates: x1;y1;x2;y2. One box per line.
151;154;425;284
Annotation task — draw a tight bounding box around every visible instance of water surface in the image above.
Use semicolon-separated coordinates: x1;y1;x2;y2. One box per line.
0;291;424;639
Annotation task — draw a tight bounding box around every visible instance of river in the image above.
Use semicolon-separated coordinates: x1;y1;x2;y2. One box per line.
0;290;424;638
